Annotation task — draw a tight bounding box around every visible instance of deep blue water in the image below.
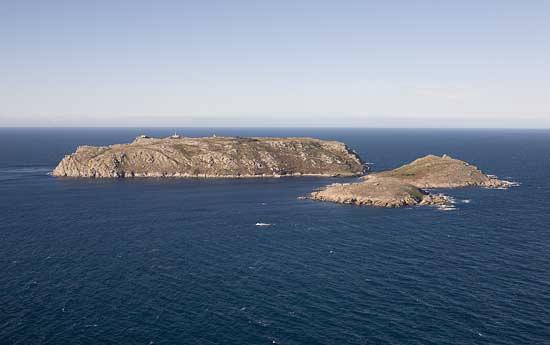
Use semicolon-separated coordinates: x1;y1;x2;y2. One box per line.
1;128;549;345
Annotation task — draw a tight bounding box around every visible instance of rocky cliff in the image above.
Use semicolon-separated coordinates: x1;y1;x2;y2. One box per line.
52;135;365;178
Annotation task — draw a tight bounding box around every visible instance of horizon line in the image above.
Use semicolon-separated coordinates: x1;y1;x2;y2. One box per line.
1;126;549;130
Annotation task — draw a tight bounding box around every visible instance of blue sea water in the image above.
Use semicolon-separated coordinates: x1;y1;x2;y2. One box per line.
1;128;549;345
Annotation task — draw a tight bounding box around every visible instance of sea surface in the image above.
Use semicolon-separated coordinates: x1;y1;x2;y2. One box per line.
1;128;549;345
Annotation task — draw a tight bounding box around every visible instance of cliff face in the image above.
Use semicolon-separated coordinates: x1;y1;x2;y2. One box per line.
52;136;365;178
310;155;516;208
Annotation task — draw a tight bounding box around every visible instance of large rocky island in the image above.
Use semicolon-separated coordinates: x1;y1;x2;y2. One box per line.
52;135;364;178
310;154;516;208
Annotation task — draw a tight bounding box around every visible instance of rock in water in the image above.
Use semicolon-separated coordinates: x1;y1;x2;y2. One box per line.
52;136;364;178
310;154;516;208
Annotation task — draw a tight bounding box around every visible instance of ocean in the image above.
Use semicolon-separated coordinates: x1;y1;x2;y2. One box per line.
1;128;549;345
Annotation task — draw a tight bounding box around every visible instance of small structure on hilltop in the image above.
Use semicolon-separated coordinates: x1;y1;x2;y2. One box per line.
51;136;365;178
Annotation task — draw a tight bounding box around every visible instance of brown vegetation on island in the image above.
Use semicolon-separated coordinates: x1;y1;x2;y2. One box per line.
310;155;515;208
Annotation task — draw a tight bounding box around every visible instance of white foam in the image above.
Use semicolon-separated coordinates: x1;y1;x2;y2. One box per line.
255;222;272;227
0;167;53;175
437;205;457;211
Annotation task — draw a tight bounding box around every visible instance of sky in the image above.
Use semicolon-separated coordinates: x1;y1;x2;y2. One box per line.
1;0;549;128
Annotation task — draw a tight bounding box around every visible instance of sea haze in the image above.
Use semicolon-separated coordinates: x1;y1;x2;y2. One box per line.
1;128;549;345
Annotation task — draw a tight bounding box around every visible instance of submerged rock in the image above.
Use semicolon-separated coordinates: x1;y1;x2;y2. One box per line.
310;155;516;208
52;135;364;178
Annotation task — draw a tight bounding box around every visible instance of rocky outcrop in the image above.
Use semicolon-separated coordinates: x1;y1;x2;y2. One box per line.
52;135;365;178
310;155;516;208
310;178;449;208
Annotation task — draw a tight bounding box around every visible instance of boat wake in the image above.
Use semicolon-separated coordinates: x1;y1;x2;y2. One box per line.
0;166;53;181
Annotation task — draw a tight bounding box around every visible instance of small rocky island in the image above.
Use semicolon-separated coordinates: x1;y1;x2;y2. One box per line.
52;135;364;178
310;154;516;208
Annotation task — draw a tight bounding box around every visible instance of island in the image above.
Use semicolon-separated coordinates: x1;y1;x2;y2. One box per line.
310;154;516;208
52;135;365;178
53;137;516;209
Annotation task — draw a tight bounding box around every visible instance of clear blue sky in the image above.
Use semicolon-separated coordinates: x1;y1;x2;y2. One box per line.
1;0;549;127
